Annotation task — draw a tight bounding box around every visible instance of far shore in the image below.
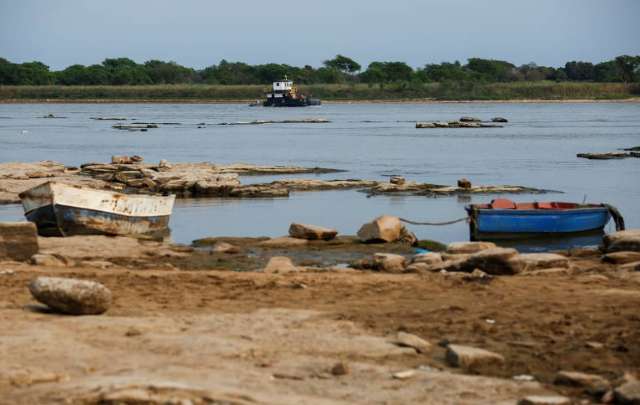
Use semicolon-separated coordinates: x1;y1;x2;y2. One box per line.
2;97;640;104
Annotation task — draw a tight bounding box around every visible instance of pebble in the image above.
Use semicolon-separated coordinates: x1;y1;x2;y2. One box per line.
392;369;417;380
330;362;350;376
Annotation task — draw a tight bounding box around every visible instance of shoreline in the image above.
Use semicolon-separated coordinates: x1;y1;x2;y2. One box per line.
1;97;640;104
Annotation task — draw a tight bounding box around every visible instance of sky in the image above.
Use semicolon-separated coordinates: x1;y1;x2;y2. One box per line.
1;0;639;70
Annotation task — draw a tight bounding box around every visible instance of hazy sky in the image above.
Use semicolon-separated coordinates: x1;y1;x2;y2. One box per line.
1;0;639;70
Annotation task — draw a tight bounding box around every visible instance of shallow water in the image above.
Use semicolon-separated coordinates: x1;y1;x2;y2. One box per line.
1;102;639;250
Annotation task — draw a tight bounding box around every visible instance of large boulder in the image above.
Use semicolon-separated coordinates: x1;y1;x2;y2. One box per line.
0;222;39;261
357;215;403;243
288;223;338;241
603;230;640;253
451;247;522;275
446;241;496;254
29;277;112;315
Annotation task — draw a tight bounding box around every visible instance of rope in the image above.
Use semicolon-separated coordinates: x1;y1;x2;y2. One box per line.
399;216;469;226
603;204;625;231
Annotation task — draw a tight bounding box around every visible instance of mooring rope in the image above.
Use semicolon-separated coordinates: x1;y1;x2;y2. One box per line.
603;204;626;231
399;216;469;226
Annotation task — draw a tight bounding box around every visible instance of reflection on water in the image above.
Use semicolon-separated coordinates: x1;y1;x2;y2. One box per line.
0;102;638;251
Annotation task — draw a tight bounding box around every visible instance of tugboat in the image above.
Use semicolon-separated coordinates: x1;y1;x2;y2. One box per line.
262;76;321;107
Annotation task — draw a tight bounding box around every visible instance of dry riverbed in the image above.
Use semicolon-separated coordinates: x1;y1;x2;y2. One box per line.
1;229;640;404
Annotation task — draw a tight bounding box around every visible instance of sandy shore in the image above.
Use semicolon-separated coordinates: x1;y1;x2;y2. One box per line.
1;232;639;404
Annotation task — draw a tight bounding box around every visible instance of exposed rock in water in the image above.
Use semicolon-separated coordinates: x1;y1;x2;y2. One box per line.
0;222;39;261
457;178;472;189
390;176;406;185
445;344;505;370
577;151;640;160
460;116;482;122
357;215;403;243
492;117;508;123
28;276;112;315
218;118;330;125
622;146;640;151
289;223;338;241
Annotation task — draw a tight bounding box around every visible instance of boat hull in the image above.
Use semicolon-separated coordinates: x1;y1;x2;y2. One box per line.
467;207;611;240
25;204;171;237
20;182;175;237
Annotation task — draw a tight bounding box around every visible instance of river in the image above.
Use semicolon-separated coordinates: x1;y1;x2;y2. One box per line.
1;102;638;250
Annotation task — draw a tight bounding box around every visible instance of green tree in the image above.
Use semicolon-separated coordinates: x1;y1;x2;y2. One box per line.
143;60;194;84
323;54;361;73
615;55;640;83
564;61;595;81
466;58;516;82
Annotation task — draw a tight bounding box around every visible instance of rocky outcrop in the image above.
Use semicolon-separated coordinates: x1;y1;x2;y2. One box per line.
289;223;338;241
0;222;39;261
603;229;640;253
28;277;112;315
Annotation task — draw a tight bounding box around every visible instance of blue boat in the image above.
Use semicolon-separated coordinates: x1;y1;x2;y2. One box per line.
466;199;624;240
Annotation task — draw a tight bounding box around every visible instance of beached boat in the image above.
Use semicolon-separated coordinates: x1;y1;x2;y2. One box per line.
19;182;175;237
466;199;624;240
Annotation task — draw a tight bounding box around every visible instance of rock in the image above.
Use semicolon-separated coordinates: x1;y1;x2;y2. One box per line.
30;253;69;267
445;344;505;370
457;178;472;189
111;155;133;164
357;215;403;243
399;226;418;245
78;260;114;269
412;252;443;266
405;262;432;273
462;269;492;282
372;253;407;273
288;223;338;241
0;222;39;261
28;276;112;315
262;256;298;274
519;253;569;271
554;370;610;395
603;251;640;265
433;121;449;128
614;379;640;404
212;242;241;254
492;117;509;123
517;395;571;405
392;369;417;380
460;116;481;122
603;230;640;253
620;261;640;272
416;122;436;128
446;241;496;254
451;247;522;275
390;176;406;185
330;362;350;376
392;332;432;353
258;236;308;248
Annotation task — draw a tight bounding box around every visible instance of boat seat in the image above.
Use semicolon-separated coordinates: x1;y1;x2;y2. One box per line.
515;202;537;210
490;198;516;209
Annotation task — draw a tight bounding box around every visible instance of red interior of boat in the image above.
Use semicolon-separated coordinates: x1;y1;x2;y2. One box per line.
473;199;594;210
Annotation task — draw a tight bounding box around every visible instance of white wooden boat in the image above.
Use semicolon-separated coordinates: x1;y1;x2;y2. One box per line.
19;182;175;237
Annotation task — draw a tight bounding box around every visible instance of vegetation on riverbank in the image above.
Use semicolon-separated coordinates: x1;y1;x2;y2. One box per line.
1;82;638;102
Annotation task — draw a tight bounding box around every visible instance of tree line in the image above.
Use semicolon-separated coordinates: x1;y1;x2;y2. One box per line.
1;55;639;86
